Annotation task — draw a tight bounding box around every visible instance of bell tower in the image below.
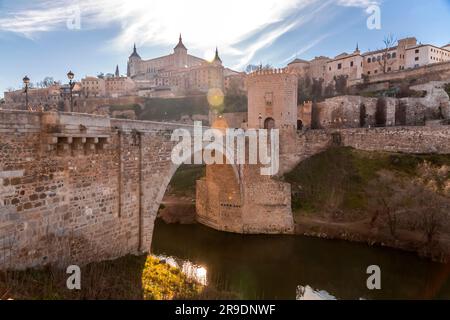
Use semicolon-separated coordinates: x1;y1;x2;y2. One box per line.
174;34;188;68
127;43;141;77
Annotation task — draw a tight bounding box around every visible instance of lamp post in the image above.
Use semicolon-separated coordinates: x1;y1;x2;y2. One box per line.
67;71;75;112
23;76;30;110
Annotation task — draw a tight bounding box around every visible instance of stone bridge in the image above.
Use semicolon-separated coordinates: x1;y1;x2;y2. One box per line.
1;109;449;269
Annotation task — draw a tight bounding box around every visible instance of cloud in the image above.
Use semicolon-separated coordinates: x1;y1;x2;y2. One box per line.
0;0;377;68
337;0;380;7
281;32;333;64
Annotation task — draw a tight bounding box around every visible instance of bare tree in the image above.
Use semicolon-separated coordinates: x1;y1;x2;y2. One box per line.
245;64;273;73
378;34;397;74
416;190;447;244
368;174;402;238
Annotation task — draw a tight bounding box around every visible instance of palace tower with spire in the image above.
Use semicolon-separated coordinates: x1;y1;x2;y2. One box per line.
126;35;232;96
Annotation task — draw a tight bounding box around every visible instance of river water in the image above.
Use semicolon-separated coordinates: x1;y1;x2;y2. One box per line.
151;219;450;300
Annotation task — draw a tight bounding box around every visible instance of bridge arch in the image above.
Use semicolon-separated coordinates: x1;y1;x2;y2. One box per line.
140;143;243;252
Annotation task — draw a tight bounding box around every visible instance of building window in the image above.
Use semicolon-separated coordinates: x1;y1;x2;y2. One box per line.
264;92;273;106
415;49;419;54
392;52;396;58
415;57;419;61
367;58;371;63
350;61;354;67
338;63;342;70
387;53;391;59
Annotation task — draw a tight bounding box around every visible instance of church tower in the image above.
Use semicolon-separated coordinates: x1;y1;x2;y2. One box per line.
174;34;188;69
127;43;141;77
212;47;222;65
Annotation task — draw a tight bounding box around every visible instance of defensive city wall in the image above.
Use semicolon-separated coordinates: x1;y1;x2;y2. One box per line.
1;109;450;270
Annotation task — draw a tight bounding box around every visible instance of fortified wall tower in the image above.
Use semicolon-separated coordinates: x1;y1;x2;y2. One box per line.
246;68;301;174
195;69;298;235
247;68;298;130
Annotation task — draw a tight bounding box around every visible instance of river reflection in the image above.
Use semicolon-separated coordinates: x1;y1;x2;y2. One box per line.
151;219;450;300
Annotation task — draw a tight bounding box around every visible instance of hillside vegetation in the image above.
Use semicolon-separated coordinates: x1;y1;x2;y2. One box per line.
109;95;247;122
285;147;450;249
139;96;210;121
166;165;205;197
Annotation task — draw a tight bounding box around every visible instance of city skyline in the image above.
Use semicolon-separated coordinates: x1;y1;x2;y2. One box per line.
1;0;450;97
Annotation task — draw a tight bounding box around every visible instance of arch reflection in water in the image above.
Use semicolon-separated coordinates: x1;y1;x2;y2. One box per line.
151;219;450;300
296;285;337;300
155;254;208;286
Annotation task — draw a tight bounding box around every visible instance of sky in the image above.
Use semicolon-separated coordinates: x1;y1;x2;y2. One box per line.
0;0;449;97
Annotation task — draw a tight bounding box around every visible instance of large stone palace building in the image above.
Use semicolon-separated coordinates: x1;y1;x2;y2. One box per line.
287;37;450;86
127;35;238;97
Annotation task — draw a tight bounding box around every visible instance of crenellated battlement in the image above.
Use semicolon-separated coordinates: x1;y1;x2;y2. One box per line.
247;67;291;77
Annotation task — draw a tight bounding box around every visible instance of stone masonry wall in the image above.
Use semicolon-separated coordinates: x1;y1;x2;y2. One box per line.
366;61;450;84
338;126;450;154
0;110;181;270
312;82;450;130
279;125;450;175
0;111;130;269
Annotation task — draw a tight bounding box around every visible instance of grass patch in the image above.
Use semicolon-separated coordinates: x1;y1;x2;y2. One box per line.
284;147;450;217
136;95;247;122
139;96;210;121
0;255;232;300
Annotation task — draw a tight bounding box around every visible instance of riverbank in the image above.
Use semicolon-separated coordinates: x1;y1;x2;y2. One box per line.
285;147;450;263
0;255;235;300
294;216;450;263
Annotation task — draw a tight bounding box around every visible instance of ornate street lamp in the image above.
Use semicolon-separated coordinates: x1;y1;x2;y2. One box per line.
67;71;75;112
23;76;30;110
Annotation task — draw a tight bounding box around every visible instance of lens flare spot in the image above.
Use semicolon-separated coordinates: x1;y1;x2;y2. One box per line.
207;88;224;108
